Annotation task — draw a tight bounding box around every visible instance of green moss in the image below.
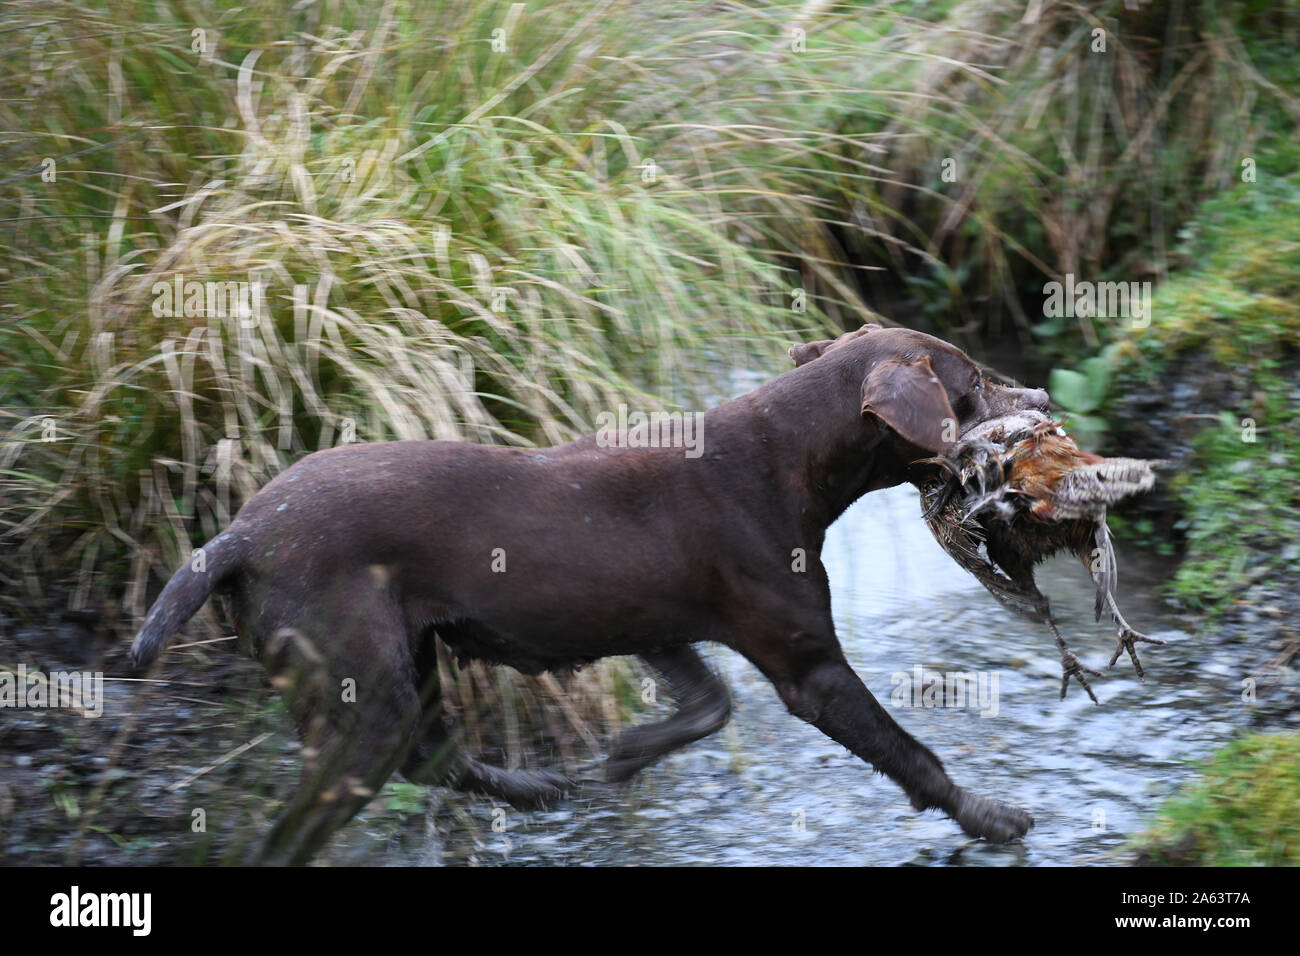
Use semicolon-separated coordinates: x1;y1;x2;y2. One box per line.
1131;177;1300;367
1128;175;1300;361
1131;733;1300;866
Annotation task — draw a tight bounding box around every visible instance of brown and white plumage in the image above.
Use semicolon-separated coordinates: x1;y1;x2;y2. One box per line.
918;412;1165;702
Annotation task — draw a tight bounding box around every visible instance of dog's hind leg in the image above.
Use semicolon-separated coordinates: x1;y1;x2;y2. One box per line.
400;637;571;810
455;755;572;810
254;614;422;866
605;645;732;782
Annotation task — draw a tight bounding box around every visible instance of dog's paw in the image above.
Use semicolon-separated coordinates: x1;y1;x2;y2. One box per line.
466;760;573;811
951;789;1034;843
604;733;670;783
515;769;573;809
604;753;649;784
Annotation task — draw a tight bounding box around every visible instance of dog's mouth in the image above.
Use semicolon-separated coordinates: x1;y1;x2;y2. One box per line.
904;407;1058;481
957;407;1057;446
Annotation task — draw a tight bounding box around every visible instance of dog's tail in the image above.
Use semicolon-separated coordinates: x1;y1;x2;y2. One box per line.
130;532;248;669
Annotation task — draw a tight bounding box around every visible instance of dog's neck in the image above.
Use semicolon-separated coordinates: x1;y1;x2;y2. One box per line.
707;356;914;548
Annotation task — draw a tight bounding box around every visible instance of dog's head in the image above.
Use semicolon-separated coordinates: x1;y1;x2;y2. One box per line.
790;324;1049;457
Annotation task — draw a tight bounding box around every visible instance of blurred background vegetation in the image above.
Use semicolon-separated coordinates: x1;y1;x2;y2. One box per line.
2;0;1297;863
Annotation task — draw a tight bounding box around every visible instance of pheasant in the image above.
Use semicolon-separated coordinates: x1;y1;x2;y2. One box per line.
918;410;1165;702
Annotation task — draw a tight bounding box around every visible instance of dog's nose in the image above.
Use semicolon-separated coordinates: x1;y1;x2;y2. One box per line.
1007;386;1049;410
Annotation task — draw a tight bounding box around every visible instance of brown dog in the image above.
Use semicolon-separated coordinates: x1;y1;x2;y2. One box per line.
131;324;1047;863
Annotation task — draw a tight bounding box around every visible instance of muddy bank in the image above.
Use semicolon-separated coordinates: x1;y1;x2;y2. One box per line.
0;611;630;866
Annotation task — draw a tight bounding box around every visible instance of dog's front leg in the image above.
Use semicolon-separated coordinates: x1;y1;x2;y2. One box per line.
735;610;1032;843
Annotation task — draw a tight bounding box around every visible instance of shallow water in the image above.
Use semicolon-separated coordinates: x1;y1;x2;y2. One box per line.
394;480;1247;867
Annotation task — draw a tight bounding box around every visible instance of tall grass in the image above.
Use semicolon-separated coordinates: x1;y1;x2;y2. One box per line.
1;0;854;623
768;0;1300;341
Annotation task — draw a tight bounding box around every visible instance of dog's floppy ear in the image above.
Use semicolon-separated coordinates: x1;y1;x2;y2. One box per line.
789;324;882;367
860;355;958;455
